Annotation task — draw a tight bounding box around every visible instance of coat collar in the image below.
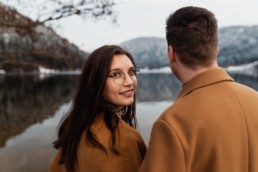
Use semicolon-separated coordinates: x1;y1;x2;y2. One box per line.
176;68;234;100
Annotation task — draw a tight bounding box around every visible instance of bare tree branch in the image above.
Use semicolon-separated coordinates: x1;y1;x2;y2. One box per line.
1;0;117;24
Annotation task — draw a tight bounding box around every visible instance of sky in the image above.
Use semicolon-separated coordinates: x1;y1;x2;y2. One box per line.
4;0;258;52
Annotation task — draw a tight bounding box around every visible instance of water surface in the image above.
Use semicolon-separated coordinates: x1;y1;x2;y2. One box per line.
0;72;257;172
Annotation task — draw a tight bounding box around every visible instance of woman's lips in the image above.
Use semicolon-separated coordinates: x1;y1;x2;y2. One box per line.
120;90;134;97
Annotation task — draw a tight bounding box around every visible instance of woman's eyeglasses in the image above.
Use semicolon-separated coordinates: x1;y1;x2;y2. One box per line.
108;68;140;85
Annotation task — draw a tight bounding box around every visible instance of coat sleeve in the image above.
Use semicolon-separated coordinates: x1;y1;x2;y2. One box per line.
139;119;185;172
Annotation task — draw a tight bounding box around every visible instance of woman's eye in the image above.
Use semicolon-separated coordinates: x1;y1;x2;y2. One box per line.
129;70;136;76
109;72;121;78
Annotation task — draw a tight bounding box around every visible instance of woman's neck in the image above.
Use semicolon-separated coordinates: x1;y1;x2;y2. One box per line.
106;103;126;118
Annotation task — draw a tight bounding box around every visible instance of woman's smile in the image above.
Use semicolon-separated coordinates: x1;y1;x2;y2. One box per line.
120;89;134;97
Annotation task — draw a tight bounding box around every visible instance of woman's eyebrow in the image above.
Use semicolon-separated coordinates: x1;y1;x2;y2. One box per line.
110;66;135;71
109;68;120;71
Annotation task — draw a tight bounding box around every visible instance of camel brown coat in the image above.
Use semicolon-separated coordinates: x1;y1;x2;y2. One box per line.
50;116;147;172
140;68;258;172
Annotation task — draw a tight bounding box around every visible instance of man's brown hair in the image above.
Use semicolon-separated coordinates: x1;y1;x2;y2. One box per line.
166;6;218;69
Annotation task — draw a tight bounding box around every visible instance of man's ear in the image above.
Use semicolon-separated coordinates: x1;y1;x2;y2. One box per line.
168;45;176;64
216;46;219;56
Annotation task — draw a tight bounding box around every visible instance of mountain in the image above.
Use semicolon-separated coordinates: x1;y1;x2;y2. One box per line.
120;37;168;69
1;1;258;73
120;26;258;69
218;26;258;66
0;3;88;73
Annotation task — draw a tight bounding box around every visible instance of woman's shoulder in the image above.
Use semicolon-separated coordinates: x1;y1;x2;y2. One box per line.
90;115;106;132
119;119;147;158
119;119;137;133
119;119;145;142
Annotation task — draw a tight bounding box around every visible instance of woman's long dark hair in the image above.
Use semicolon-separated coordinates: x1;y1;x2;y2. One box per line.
53;45;138;171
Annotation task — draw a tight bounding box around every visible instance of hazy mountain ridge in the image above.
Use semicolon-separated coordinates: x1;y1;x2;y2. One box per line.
218;25;258;66
120;37;168;69
120;26;258;69
0;2;257;73
0;3;88;73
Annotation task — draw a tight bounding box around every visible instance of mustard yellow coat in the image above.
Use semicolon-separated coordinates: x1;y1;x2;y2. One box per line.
140;68;258;172
50;116;147;172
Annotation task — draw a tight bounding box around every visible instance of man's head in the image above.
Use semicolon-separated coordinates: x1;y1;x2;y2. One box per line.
166;6;218;70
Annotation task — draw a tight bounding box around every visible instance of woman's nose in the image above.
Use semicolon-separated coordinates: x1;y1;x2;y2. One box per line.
123;74;134;85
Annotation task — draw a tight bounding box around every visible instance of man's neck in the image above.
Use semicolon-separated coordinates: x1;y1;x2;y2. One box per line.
179;62;219;84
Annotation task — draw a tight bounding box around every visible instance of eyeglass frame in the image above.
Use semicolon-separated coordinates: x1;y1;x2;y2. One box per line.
108;67;140;85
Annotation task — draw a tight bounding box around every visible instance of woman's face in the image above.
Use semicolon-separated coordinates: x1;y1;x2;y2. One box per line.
103;54;137;107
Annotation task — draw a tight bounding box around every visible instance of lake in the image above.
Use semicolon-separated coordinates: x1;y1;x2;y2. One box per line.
0;72;258;172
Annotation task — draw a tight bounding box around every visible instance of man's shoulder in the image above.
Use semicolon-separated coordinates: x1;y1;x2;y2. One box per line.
231;81;258;94
157;102;182;125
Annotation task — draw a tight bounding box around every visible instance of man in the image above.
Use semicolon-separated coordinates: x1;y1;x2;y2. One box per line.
139;6;258;172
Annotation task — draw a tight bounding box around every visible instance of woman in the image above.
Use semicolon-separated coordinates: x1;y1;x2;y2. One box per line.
50;45;147;172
